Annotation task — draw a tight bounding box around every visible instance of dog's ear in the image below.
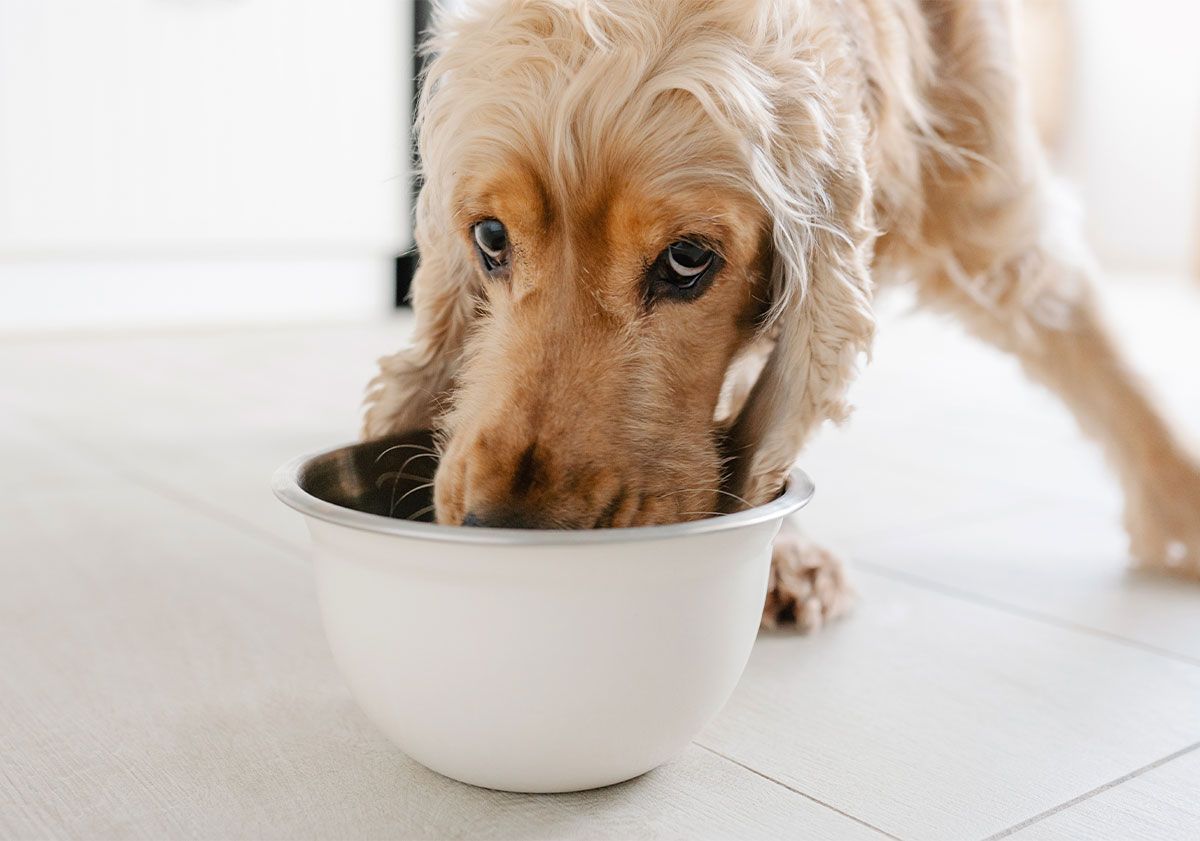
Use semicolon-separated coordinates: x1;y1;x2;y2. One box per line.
724;97;876;506
362;29;480;440
361;214;478;439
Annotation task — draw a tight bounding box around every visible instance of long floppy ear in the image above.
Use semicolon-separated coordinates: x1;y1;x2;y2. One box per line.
724;101;876;505
361;204;478;439
362;18;480;441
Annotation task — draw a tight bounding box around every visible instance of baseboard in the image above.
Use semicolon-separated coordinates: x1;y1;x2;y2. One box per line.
0;255;395;332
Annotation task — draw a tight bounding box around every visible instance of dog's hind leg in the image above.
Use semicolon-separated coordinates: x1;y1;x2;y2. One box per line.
892;0;1200;575
909;177;1200;578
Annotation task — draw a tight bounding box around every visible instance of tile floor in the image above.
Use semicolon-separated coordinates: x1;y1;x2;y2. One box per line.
2;279;1198;839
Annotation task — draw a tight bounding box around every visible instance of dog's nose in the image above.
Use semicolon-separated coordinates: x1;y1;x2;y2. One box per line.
461;509;543;529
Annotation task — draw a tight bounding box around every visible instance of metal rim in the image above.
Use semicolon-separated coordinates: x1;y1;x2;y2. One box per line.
271;443;814;547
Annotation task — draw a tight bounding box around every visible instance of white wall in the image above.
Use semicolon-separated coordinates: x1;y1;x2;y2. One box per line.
1057;0;1200;277
0;0;411;329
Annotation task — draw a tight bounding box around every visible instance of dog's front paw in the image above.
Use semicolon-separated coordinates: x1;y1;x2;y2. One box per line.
762;531;854;633
1125;457;1200;578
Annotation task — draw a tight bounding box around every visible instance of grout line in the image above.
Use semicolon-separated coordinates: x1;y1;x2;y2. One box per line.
983;740;1200;841
696;743;906;841
4;401;313;564
855;561;1200;669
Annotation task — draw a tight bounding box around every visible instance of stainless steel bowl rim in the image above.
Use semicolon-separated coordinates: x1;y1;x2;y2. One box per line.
272;443;814;546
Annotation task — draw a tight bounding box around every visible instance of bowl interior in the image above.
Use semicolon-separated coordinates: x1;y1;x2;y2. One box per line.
298;430;440;522
280;433;815;543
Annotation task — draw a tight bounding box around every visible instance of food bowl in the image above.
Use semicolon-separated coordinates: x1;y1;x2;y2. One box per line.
272;432;813;793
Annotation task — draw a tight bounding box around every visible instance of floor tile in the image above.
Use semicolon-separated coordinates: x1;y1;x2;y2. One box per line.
0;320;415;547
698;571;1200;841
1005;745;1200;841
0;319;412;434
851;502;1200;663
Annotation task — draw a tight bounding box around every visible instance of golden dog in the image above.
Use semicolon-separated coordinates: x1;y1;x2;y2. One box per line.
364;0;1200;629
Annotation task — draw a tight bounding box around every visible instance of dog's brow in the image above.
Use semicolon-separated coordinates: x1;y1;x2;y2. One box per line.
456;165;555;233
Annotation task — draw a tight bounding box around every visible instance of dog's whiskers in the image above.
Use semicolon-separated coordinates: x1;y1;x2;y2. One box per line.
398;451;440;473
375;471;432;489
389;481;436;516
374;442;438;463
408;503;437;522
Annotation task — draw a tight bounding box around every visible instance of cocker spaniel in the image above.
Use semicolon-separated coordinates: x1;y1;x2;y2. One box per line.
363;0;1200;629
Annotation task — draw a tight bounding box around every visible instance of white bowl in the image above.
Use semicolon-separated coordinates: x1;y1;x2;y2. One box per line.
272;435;813;793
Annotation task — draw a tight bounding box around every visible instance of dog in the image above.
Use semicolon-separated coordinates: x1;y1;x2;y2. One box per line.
363;0;1200;630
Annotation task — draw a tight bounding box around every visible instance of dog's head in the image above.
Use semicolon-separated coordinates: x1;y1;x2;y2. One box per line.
396;0;874;527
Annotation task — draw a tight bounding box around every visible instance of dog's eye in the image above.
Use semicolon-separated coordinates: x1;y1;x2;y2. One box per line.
650;239;718;300
666;240;712;278
473;219;509;272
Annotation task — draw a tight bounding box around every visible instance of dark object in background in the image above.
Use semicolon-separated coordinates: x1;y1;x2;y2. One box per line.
395;251;419;308
394;0;434;308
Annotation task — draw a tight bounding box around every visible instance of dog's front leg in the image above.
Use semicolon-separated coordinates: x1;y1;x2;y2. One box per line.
762;518;855;632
